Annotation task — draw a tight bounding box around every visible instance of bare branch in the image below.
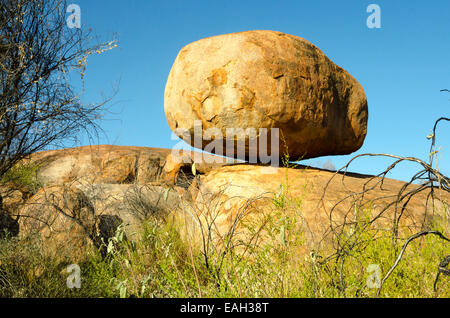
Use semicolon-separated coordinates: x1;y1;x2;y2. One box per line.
377;230;450;297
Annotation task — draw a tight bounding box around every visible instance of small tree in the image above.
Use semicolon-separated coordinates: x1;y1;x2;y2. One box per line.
0;0;116;181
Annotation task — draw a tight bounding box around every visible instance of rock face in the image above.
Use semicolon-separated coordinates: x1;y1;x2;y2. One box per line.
190;165;445;250
2;145;446;261
28;145;227;186
29;145;171;186
9;145;228;259
164;30;368;161
19;185;97;260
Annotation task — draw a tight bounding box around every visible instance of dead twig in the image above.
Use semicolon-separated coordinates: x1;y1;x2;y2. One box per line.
433;255;450;292
377;230;450;297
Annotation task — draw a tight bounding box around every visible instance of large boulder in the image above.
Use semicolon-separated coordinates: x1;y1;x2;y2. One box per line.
164;30;368;161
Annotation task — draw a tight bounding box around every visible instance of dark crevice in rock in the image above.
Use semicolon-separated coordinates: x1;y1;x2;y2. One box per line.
0;213;19;238
134;152;141;183
0;196;19;238
94;214;127;257
122;171;136;184
176;165;196;189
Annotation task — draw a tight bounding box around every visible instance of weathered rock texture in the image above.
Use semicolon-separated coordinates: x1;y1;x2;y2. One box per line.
164;30;368;160
1;146;446;260
189;165;447;251
2;145;228;259
27;145;226;186
19;185;96;259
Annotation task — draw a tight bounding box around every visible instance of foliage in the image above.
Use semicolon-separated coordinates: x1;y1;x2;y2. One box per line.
0;161;41;191
0;0;117;181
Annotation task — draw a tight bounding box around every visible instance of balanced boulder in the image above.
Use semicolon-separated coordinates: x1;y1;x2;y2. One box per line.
164;30;368;161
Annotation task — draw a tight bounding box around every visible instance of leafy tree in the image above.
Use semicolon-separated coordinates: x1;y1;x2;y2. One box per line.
0;0;116;181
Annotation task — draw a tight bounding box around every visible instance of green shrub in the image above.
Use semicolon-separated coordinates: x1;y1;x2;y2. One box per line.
1;161;42;192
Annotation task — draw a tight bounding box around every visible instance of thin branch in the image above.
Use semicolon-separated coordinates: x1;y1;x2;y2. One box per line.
377;230;450;297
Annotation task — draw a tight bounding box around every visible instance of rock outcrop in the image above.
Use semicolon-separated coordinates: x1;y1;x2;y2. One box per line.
18;185;96;260
1;145;446;261
27;145;227;186
164;30;368;161
190;164;444;250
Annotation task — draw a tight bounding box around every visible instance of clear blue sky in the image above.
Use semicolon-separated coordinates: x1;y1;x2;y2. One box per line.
72;0;450;181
